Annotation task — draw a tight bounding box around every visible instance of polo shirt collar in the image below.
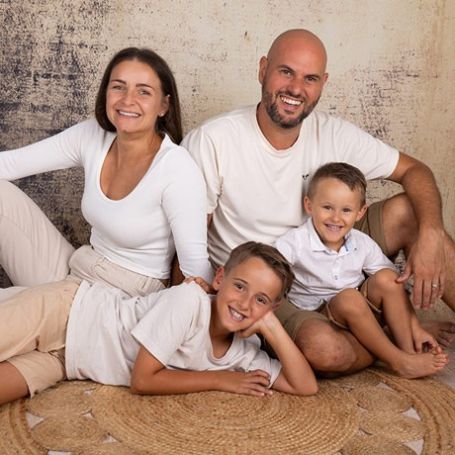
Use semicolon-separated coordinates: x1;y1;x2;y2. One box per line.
307;219;356;255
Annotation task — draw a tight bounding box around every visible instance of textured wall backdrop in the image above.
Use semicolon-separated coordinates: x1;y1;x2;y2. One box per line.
0;0;454;285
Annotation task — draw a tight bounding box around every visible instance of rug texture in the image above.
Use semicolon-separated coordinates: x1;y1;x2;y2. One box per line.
1;369;454;454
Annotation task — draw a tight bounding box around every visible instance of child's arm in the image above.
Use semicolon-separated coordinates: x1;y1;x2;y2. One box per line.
240;310;318;396
131;346;274;397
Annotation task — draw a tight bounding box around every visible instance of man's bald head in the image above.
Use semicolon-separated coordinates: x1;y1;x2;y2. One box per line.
257;29;328;134
267;29;327;71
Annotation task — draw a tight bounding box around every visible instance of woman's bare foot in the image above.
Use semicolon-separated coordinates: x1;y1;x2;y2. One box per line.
421;320;455;347
390;347;448;379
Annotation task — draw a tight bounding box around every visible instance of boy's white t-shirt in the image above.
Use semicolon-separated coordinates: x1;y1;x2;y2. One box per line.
65;281;281;387
276;218;395;310
183;106;399;267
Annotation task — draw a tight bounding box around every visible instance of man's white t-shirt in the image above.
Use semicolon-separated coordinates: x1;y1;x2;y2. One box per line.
65;281;281;387
276;218;395;310
182;106;399;266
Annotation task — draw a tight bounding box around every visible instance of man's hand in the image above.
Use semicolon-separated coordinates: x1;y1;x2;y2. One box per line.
397;228;446;310
217;370;272;396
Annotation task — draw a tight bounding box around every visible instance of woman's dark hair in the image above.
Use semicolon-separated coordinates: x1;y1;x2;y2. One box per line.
95;47;183;143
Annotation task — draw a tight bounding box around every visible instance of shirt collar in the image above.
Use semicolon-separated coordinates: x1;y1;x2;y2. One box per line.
307;219;356;255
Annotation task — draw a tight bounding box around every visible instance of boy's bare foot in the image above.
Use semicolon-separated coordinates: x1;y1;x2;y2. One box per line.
390;348;448;379
421;320;455;347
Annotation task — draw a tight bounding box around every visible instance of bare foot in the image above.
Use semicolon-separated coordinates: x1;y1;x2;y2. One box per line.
391;349;448;379
421;320;455;347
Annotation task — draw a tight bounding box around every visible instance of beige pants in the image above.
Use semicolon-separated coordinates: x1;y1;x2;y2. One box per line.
0;180;165;395
0;180;74;301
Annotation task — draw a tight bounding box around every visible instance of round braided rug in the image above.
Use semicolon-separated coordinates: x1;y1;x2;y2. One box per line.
90;381;359;454
1;368;455;454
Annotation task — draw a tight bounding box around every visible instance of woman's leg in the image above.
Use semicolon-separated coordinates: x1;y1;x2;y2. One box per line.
0;180;75;286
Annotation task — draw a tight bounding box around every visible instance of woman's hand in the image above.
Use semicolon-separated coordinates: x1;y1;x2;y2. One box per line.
184;276;215;294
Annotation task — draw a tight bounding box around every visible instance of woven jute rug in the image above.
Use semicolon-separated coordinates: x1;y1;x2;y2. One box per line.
1;369;454;454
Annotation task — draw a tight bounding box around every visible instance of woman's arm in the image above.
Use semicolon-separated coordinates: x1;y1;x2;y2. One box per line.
162;148;213;282
0;119;96;180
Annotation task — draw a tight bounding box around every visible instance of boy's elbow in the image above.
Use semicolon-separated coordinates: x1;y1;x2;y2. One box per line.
130;375;148;395
293;381;318;396
302;382;319;396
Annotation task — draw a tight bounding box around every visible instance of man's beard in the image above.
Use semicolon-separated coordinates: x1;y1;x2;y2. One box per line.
262;89;320;129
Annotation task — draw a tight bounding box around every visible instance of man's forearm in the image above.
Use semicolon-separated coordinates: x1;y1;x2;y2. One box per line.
398;160;443;232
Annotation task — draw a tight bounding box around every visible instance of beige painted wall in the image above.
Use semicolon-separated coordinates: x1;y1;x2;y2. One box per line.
1;0;454;248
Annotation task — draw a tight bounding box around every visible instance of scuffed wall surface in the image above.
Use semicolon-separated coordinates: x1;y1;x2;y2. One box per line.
0;0;454;284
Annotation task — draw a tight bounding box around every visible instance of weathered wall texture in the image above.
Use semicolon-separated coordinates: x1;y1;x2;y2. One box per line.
0;0;454;284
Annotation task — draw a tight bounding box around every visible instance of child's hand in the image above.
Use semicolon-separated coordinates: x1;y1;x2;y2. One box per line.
184;276;215;294
412;325;438;353
238;310;278;338
217;370;273;397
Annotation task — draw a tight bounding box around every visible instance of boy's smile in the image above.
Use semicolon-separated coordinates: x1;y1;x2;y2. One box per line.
210;257;283;336
304;177;367;252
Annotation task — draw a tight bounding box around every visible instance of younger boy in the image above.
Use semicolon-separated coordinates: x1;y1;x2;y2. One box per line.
276;162;448;379
0;242;317;406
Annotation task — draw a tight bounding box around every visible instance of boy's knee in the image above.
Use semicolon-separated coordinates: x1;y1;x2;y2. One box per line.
330;289;366;316
368;268;400;293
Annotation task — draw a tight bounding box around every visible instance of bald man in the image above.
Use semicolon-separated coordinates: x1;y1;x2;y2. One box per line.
182;29;455;376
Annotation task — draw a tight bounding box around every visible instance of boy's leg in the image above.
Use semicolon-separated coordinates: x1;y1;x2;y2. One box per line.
0;362;28;405
357;196;455;343
326;288;447;378
273;300;375;376
0;180;75;286
362;269;415;353
0;280;78;403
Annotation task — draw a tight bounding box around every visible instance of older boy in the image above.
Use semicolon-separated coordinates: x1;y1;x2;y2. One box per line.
276;163;448;378
0;242;317;406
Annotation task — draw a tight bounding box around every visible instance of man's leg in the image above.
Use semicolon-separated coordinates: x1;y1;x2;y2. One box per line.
294;318;375;376
381;193;455;311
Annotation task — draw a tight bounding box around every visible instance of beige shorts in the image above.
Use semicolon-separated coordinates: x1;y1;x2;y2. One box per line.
1;280;79;397
273;279;383;349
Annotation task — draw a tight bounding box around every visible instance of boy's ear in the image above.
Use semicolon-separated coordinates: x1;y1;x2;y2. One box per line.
356;203;368;221
303;196;312;215
212;267;225;291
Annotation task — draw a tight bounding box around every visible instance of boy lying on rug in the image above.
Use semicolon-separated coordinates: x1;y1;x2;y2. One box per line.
275;162;448;378
0;242;317;406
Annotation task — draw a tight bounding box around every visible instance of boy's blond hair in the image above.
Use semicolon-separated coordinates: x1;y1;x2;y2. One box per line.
307;162;367;206
224;242;294;301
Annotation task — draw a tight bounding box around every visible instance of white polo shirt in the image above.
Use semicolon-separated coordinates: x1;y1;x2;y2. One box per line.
276;218;395;310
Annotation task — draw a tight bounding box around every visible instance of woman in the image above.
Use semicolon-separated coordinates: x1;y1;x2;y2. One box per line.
0;47;213;399
0;47;212;298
